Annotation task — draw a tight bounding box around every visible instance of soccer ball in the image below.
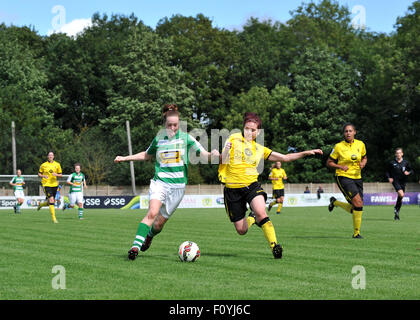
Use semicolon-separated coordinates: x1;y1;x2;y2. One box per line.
178;241;200;262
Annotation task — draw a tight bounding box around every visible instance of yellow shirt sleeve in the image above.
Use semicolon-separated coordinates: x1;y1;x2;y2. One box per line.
282;168;287;179
329;144;339;160
263;146;272;160
361;142;367;157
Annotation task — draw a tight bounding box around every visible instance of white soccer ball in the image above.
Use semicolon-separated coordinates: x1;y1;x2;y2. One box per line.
178;241;200;262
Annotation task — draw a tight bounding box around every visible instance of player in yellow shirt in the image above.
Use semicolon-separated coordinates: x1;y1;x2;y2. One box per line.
326;123;367;238
268;162;287;214
37;151;63;223
219;112;323;258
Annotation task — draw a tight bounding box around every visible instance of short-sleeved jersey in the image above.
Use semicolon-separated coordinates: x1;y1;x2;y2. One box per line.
218;132;272;188
146;129;206;187
67;172;86;193
329;139;366;179
10;176;24;191
386;158;412;183
269;168;287;190
39;161;62;187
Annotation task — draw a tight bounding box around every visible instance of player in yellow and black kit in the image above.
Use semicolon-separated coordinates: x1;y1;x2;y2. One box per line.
218;112;323;259
268;162;287;214
326;123;367;239
37;151;63;223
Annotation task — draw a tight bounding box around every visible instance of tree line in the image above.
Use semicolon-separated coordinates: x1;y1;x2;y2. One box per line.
1;0;419;186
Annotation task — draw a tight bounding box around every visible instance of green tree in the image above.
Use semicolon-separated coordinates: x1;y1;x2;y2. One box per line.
0;28;61;174
228;18;289;94
285;47;360;182
156;14;239;128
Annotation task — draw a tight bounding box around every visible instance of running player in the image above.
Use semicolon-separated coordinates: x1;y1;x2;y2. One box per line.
64;163;87;220
326;123;367;239
218;112;323;259
37;151;63;223
267;162;287;214
386;148;413;220
114;104;220;260
9;169;25;214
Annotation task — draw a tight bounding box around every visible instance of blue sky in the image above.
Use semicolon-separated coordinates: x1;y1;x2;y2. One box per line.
0;0;416;36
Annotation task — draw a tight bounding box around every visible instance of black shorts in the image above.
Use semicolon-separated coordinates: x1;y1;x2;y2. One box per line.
335;176;363;203
43;186;58;200
392;180;406;192
273;189;285;198
224;182;267;223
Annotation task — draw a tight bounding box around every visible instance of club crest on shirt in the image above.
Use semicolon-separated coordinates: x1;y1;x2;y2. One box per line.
244;148;253;157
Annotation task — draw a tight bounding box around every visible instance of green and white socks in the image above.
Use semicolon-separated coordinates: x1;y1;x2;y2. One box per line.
132;223;151;250
78;208;84;219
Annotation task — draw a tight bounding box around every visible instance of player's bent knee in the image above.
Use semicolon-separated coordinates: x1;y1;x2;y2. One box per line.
236;228;247;235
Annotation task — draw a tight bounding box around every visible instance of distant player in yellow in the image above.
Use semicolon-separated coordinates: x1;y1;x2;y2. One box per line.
268;162;287;214
37;151;63;223
219;112;323;259
326;123;367;239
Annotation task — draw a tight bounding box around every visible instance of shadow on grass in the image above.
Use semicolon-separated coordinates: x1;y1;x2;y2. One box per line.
201;252;238;258
290;235;349;239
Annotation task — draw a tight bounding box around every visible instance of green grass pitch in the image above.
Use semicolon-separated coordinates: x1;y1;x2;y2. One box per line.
0;205;419;300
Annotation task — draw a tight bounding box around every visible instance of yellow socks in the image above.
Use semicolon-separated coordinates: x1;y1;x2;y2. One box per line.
39;201;48;208
260;218;278;249
352;209;363;237
333;200;353;213
246;215;256;228
49;204;58;223
276;203;283;213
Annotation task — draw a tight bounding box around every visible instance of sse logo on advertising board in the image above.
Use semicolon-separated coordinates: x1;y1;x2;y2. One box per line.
84;196;133;209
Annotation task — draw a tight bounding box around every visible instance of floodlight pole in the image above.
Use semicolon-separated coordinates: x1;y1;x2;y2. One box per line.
11;121;16;174
126;120;137;195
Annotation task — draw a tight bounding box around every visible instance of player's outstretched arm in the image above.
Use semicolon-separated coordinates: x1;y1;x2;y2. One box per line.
198;149;220;163
114;151;151;163
269;149;323;163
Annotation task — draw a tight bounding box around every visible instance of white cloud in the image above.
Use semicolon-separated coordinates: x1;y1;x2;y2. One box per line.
48;18;92;37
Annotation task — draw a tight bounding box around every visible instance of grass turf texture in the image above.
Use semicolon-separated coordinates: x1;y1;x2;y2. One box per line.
0;205;419;300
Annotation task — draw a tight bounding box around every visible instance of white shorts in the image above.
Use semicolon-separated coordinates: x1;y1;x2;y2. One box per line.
69;192;84;205
14;190;25;199
149;179;185;219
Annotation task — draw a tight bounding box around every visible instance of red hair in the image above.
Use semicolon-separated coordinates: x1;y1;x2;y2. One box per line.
243;112;262;129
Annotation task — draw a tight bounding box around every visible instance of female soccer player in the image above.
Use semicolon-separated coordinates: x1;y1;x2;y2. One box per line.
267;162;287;214
37;151;63;223
326;123;367;238
386;147;413;220
9;169;25;214
114;104;220;260
64;163;87;220
218;112;323;259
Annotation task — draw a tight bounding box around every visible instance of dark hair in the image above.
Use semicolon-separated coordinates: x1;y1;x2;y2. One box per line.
395;147;403;153
342;123;356;132
163;104;180;120
74;163;81;168
243;112;262;129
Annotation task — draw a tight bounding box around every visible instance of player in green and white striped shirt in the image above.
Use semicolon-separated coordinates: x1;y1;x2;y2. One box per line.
9;169;25;214
114;104;220;260
63;163;87;219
